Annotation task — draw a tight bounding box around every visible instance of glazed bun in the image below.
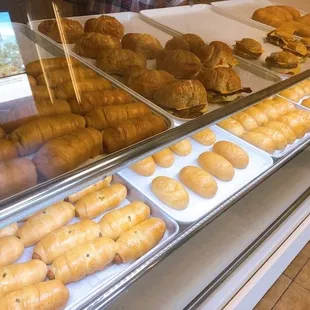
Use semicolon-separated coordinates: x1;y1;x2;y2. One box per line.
217;118;245;137
165;34;205;52
241;131;276;154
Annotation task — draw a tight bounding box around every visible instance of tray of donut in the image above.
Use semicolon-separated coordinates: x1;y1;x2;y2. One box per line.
0;174;179;310
0;22;171;202
29;12;280;121
118;125;273;224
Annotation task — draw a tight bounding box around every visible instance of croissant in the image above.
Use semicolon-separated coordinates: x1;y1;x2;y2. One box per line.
0;138;18;161
165;34;205;52
102;114;167;153
9;113;85;155
55;77;112;100
69;89;132;115
84;102;152;130
36;66;97;87
31;85;55;101
33;128;103;180
0;158;37;200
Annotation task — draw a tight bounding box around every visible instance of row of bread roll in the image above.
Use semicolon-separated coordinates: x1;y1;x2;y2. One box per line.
279;79;310;102
302;98;310;109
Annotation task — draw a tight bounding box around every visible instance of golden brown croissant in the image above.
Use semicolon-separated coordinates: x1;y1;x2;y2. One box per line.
54;77;112;100
38;18;84;44
0;138;18;161
33;127;103;180
84;102;152;130
27;75;37;86
36;66;97;87
0;158;38;200
165;34;205;52
102;114;167;153
75;32;121;58
96;49;147;75
9;113;86;155
84;15;124;39
122;33;163;59
69;89;132;115
31;85;55;101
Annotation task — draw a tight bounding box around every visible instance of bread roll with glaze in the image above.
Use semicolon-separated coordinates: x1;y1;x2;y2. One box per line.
18;201;75;247
302;98;310;109
31;85;55;101
151;176;189;209
256;100;279;120
152;148;174;168
273;96;296;113
198;152;234;181
0;139;18;161
27;75;37;86
279;88;301;102
244;106;269;126
0;223;18;237
0;236;24;267
169;139;192;156
213;141;249;169
0;280;69;310
115;218;166;263
66;176;112;203
130;157;156;176
0;260;47;297
217;118;245;137
278;114;307;138
192;128;216;145
99;201;151;240
266;121;296;144
241;131;276;154
252;127;287;150
288;110;310;132
75;183;127;219
232;112;258;131
179;166;218;198
273;98;291;116
48;238;116;284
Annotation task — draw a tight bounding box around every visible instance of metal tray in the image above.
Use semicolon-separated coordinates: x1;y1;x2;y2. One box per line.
118;125;273;224
14;175;179;310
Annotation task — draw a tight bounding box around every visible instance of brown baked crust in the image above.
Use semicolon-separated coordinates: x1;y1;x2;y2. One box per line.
277;5;301;20
125;68;175;99
296;13;310;25
265;51;299;68
156;49;201;79
165;34;205;52
283;40;308;57
266;28;294;47
153;80;207;111
121;33;163;59
84;15;124;40
96;49;146;75
75;32;121;58
38;18;84;44
234;38;263;59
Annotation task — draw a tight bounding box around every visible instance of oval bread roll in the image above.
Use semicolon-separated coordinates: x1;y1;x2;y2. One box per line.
232;112;258;131
278;114;306;139
0;223;18;237
273;99;291;116
0;236;24;267
273;96;296;113
48;238;116;284
192;128;216;145
266;121;296;144
179;166;218;198
0;280;69;310
244;106;269;126
279;88;300;102
169;139;192;156
130;157;156;176
115;218;166;263
256;100;279;120
75;183;127;219
99;201;151;240
198;152;234;181
0;260;47;297
33;220;101;264
18;201;76;247
212;141;249;169
151;176;189;209
0;139;18;161
66;176;112;203
217;118;245;137
241;131;276;154
289;110;310;132
302;98;310;109
252;127;287;150
152;148;174;168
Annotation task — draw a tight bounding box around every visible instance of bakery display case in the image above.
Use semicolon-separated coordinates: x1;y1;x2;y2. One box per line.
0;1;310;309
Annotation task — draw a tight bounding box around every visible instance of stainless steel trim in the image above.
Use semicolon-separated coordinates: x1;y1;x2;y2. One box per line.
184;186;310;310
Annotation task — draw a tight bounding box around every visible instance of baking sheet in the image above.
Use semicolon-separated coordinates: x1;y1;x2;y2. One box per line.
14;176;179;310
140;5;310;78
118;125;273;224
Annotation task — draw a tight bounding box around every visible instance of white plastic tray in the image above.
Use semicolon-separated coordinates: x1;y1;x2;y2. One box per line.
118;125;273;224
14;177;179;310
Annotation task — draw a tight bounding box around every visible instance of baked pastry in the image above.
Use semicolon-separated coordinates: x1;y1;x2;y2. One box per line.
197;67;252;103
153;80;207;118
302;98;310;109
234;38;263;59
266;28;294;47
75;32;121;58
152;148;174;168
283;40;308;62
84;15;124;39
265;51;300;75
96;49;146;75
165;34;205;52
130;157;156;176
156;49;201;79
27;75;36;86
301;37;310;56
122;33;163;59
217;118;245;137
280;20;310;38
38;18;84;44
0;138;18;161
232;112;258;131
297;13;310;25
125;68;175;100
241;131;276;154
31;85;55;101
299;80;310;95
252;126;287;150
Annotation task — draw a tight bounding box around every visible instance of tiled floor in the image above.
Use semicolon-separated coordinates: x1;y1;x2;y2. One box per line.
254;242;310;310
